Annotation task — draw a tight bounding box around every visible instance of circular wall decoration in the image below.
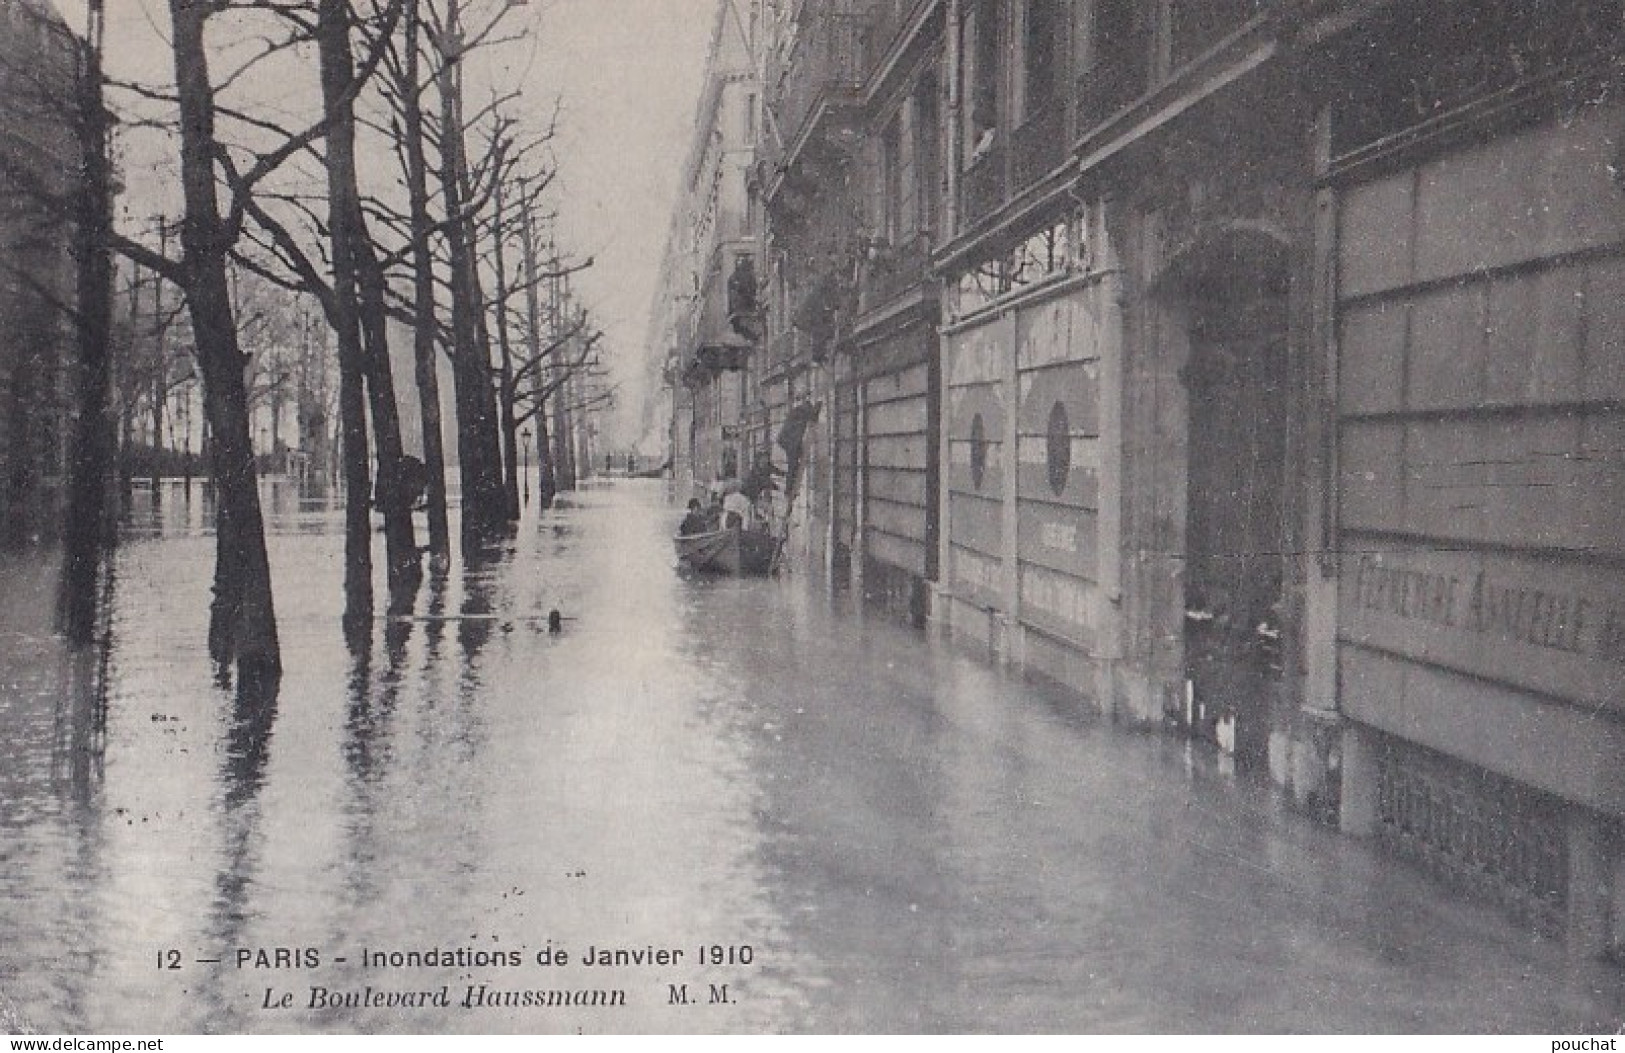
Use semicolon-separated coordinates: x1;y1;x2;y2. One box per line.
969;412;987;491
1046;400;1071;496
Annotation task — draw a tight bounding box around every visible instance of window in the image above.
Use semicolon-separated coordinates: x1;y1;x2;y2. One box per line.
1331;0;1623;157
963;0;1002;168
949;215;1081;319
1075;0;1150;124
1017;0;1062;124
916;69;940;234
881;115;903;242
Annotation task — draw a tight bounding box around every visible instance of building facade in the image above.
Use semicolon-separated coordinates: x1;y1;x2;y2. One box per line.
651;0;764;498
673;0;1625;956
0;0;80;546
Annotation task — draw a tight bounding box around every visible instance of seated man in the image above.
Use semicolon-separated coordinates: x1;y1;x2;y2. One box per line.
678;498;709;536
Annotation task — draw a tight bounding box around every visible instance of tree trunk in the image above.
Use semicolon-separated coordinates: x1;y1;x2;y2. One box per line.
492;178;520;520
533;405;556;507
519;194;555;509
317;0;419;595
58;0;116;645
150;372;165;493
357;232;421;590
435;1;506;539
400;0;450;563
169;0;280;683
312;0;374;634
314;0;419;592
551;367;573;492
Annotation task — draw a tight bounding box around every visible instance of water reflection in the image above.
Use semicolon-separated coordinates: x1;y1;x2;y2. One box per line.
0;479;1618;1033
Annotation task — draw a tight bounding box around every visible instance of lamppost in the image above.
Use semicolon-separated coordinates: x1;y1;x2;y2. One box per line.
520;427;531;505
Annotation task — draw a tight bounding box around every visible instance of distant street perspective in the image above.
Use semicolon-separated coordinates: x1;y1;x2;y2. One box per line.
0;0;1623;1037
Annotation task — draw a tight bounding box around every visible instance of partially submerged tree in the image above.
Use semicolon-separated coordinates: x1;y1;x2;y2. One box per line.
153;0;283;682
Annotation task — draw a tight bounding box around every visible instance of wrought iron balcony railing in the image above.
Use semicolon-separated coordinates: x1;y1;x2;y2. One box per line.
858;0;933;75
857;231;933;315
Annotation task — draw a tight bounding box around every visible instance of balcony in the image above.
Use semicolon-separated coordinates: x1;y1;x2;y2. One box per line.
767;7;874;172
1011;103;1065;190
765;328;815;382
857;231;933;316
859;0;934;76
961;136;1005;231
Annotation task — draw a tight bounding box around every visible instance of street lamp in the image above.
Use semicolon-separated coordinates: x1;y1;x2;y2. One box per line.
520;428;531;505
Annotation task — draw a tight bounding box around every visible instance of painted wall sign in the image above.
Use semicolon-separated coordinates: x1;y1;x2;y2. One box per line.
1339;546;1625;715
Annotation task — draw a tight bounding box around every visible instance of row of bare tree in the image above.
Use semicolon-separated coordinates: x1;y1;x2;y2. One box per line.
26;0;608;690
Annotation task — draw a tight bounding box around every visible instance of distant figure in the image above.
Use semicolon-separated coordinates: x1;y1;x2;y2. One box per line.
548;609;563;633
376;454;429;513
627;452;638;474
679;498;708;536
742;453;781;502
722;489;751;530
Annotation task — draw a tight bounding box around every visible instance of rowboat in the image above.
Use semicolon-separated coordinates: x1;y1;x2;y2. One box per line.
674;526;778;575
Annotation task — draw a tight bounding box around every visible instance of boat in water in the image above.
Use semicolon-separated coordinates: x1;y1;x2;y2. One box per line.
674;526;778;575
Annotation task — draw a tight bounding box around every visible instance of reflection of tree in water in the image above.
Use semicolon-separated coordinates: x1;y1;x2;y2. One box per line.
342;575;417;783
457;539;506;663
221;671;280;811
195;670;280;1026
51;605;112;801
40;605;116;1034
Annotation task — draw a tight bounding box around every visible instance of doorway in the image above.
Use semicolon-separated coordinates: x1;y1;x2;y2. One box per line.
1179;245;1288;765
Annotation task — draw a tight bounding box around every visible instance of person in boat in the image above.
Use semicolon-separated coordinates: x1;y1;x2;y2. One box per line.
679;498;709;537
722;487;752;530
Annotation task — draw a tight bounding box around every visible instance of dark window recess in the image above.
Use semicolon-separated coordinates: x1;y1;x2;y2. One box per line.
1169;0;1261;68
1023;0;1062;120
968;0;1002;147
917;69;940;234
1076;0;1150;129
881;116;903;241
1330;0;1623;158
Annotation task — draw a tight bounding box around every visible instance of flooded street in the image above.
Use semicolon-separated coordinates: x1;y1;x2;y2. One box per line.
0;479;1621;1034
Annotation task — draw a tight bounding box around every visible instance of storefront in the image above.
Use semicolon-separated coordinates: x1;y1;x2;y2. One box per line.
1328;93;1625;951
939;209;1122;697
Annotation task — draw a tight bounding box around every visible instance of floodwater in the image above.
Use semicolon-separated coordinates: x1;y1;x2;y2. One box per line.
0;479;1621;1034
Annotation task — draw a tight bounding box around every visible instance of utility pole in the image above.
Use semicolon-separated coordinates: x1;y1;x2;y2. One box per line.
151;217;168;499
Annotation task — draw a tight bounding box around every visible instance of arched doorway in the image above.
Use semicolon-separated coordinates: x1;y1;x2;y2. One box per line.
1172;231;1289;766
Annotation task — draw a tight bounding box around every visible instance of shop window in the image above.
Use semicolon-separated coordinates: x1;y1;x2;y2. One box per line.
949;215;1081;319
1008;219;1073;289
